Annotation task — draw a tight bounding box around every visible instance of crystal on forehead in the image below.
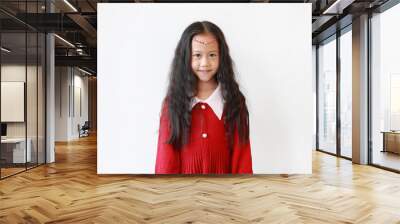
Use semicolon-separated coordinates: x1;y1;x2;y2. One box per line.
193;37;217;46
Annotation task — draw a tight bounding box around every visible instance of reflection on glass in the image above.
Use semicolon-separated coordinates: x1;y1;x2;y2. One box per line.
371;3;400;171
318;37;337;154
340;30;352;158
27;32;38;169
390;75;400;130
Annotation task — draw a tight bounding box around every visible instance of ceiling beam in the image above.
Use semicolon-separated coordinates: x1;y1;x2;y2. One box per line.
55;55;96;69
67;13;97;45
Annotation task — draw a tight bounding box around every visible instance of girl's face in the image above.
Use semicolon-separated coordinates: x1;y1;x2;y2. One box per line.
191;33;219;83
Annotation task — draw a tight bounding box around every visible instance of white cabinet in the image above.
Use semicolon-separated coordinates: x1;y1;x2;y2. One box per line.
1;138;32;163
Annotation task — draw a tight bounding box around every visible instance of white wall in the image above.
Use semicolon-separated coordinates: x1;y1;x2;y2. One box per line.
55;67;89;141
55;67;69;141
72;72;89;138
98;3;313;174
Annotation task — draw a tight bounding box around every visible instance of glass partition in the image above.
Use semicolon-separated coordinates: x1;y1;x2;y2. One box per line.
38;32;45;165
0;1;46;179
1;31;28;177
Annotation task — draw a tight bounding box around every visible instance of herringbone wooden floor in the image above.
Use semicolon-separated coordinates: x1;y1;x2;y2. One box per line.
1;134;400;224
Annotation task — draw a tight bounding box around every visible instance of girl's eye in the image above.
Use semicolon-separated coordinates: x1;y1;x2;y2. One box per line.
193;54;201;58
210;53;217;58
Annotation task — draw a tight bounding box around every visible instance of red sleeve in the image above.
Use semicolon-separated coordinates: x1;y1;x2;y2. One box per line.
231;128;253;174
155;102;181;174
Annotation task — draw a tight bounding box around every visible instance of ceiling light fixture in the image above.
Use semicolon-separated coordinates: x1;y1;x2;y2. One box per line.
78;67;93;76
76;48;84;55
1;47;11;53
54;34;75;48
63;0;78;12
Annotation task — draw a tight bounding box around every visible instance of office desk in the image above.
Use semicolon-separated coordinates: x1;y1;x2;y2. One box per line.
381;131;400;154
1;138;32;163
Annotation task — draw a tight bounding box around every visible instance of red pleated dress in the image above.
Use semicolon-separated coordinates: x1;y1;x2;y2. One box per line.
155;84;253;174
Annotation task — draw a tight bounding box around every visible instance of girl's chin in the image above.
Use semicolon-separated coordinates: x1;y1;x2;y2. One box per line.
196;73;216;83
197;77;215;83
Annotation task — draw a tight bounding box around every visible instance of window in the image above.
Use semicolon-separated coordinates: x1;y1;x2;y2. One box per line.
340;28;352;158
371;3;400;171
318;36;337;155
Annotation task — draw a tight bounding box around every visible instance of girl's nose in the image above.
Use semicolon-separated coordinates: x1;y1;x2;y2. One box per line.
200;56;210;67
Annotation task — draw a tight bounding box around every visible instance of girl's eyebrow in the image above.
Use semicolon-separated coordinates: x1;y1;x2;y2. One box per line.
191;50;218;56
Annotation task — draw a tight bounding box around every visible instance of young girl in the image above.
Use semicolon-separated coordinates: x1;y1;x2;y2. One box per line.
155;21;252;174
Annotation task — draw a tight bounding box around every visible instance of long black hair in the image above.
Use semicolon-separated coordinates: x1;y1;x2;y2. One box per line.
164;21;249;150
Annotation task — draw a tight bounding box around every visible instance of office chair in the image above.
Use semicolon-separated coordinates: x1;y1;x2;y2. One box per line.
79;121;90;138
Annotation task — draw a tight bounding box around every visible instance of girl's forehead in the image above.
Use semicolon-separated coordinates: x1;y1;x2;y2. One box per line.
192;33;218;51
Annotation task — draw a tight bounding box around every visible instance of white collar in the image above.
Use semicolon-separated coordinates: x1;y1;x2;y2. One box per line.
190;83;224;120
